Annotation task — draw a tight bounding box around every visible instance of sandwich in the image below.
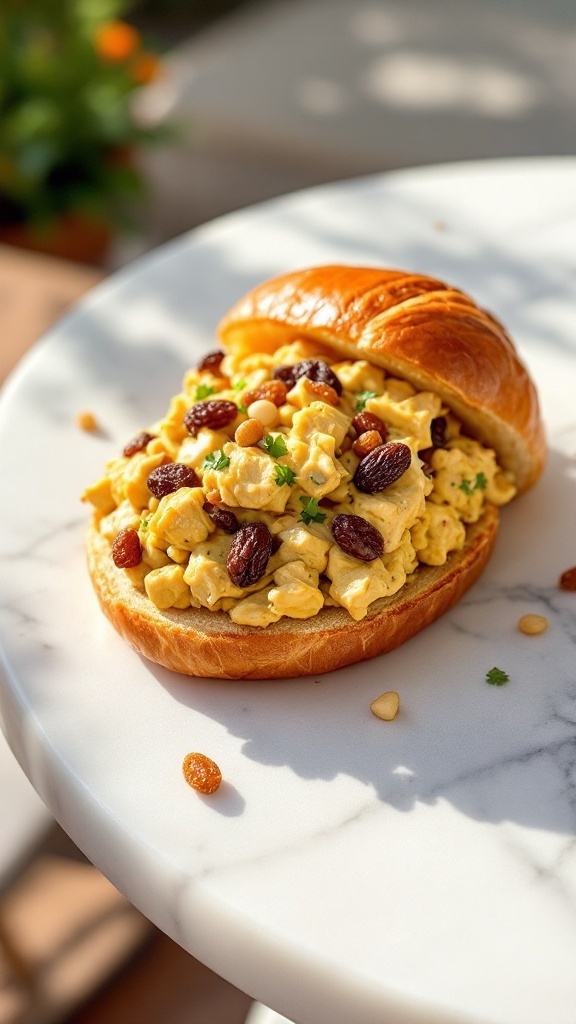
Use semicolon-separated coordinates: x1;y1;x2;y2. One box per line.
83;265;545;679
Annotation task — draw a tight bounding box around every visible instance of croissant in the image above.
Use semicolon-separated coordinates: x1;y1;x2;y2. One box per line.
85;265;545;678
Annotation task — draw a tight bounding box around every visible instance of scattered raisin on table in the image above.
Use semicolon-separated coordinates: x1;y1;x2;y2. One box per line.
184;399;238;434
331;514;384;561
182;752;222;794
112;528;142;568
197;350;225;375
123;431;156;457
147;463;200;499
559;566;576;591
203;501;239;533
354;441;412;494
227;521;273;587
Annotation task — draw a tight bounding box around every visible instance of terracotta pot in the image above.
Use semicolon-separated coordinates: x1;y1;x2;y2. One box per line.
0;211;113;266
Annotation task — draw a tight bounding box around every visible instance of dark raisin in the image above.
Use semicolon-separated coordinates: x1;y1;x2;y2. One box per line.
112;528;142;568
203;501;239;534
352;410;388;440
273;358;342;395
331;514;384;561
353;441;412;494
184;399;238;434
226;521;273;588
430;416;447;448
559;566;576;591
147;463;200;499
197;350;225;375
123;431;156;457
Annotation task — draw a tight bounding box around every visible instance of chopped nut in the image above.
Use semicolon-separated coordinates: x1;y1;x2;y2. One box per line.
518;613;549;635
182;752;222;794
370;691;400;720
235;417;265;447
77;410;98;432
559;566;576;591
352;429;383;458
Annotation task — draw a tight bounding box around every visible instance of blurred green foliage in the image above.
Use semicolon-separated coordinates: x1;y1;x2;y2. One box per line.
0;0;168;228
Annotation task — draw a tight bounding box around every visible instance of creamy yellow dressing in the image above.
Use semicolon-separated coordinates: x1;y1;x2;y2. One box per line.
83;340;516;626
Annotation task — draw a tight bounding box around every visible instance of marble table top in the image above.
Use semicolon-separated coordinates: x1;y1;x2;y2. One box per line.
0;158;575;1024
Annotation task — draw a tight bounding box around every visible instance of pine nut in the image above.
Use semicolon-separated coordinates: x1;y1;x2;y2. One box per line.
518;613;548;635
247;399;280;428
370;691;400;720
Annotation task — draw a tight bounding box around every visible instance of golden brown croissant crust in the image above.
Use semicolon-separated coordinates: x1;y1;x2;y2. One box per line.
219;265;546;493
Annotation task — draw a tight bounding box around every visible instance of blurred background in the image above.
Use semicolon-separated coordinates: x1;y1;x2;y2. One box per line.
1;1;575;1022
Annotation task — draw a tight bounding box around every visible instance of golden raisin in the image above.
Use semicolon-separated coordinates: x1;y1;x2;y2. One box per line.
352;429;383;458
77;410;98;432
182;752;222;794
243;380;288;407
302;379;339;405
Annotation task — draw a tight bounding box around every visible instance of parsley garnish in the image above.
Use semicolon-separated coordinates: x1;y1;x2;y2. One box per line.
355;390;376;412
459;472;488;495
140;516;149;531
203;449;230;472
261;434;288;458
486;667;509;686
275;464;296;487
194;384;216;400
233;379;247;391
299;496;327;525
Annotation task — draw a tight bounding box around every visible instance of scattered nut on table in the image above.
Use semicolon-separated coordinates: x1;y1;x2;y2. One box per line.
182;752;222;794
518;614;549;635
370;691;400;721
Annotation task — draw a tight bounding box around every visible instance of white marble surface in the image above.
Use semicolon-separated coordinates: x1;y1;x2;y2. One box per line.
1;158;576;1024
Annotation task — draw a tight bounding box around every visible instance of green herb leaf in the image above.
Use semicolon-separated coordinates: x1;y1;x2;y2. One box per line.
262;434;288;458
203;449;230;472
194;384;216;400
299;496;327;525
459;472;488;496
275;464;296;487
355;390;376;412
486;667;509;686
140;516;149;531
233;379;247;391
237;403;247;414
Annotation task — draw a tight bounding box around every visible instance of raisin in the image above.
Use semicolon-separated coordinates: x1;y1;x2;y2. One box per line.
243;380;288;407
332;514;384;561
182;752;222;794
431;416;447;448
353;441;412;494
352;410;388;440
197;350;225;375
123;431;156;457
147;463;200;499
184;399;238;434
352;430;383;459
419;416;447;467
227;521;273;587
112;528;142;568
272;358;342;395
203;501;239;533
559;566;576;591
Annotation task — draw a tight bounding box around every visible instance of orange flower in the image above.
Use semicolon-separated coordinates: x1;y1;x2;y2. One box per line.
95;20;140;63
131;52;162;85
